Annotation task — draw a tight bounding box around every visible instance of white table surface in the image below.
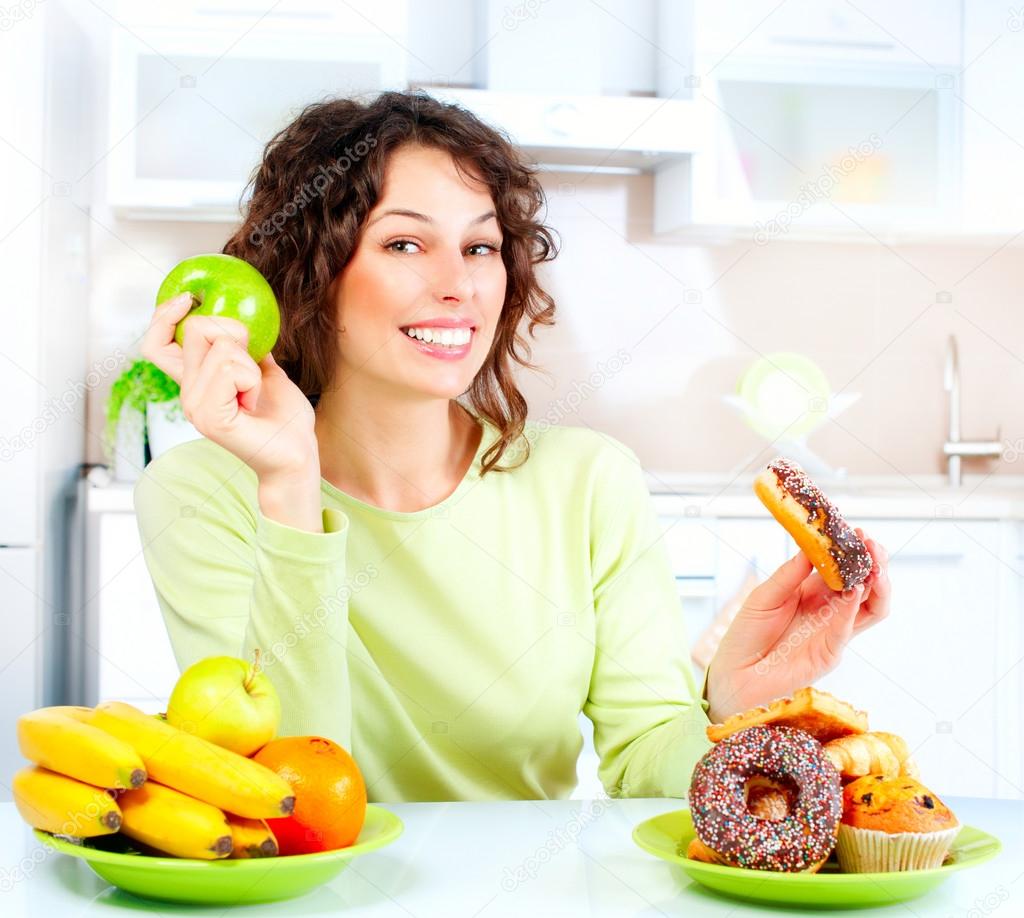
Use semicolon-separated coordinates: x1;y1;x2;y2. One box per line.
1;796;1020;917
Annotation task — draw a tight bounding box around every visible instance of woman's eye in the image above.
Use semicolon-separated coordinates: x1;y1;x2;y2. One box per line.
385;239;421;254
467;242;501;256
385;239;501;256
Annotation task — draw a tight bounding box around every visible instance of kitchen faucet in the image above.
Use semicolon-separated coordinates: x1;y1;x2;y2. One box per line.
943;335;1002;487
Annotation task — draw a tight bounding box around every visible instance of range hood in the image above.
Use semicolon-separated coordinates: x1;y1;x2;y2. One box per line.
422;86;705;175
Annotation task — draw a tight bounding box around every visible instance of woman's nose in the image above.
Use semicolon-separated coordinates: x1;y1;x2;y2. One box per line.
430;248;475;301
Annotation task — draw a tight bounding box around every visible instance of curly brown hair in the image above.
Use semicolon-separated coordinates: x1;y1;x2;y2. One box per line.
222;89;559;475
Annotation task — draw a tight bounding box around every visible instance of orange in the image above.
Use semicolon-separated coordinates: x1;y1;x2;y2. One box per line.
252;736;366;855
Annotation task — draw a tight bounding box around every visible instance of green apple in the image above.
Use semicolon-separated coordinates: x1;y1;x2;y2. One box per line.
156;253;280;363
166;650;281;756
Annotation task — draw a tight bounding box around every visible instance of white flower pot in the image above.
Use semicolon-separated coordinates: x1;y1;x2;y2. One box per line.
146;399;202;460
112;402;146;483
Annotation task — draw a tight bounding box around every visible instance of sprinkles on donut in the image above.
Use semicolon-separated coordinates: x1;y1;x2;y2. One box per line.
689;725;843;872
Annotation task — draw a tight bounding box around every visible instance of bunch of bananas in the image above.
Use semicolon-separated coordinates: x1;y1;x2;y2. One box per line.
14;701;290;859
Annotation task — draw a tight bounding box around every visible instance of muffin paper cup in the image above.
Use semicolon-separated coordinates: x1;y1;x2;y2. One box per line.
836;824;960;873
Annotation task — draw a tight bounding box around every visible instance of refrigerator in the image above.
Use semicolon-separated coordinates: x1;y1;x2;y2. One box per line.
0;5;93;796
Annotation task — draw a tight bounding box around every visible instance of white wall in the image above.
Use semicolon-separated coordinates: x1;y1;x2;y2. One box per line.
83;170;1024;480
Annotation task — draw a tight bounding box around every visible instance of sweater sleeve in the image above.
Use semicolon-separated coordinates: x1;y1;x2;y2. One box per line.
581;439;713;798
132;441;355;748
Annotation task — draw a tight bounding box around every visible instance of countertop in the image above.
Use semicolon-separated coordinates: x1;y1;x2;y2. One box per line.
2;796;1019;917
87;469;1024;520
645;473;1024;520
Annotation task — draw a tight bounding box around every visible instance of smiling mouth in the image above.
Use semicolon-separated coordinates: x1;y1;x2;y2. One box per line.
399;326;475;348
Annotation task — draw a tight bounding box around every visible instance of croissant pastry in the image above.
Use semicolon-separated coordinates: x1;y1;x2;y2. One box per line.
823;731;919;781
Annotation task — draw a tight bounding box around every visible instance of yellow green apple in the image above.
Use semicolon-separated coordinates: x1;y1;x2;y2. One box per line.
166;650;280;756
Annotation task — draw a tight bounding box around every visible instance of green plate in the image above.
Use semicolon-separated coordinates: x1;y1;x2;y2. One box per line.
633;809;1001;909
35;804;403;906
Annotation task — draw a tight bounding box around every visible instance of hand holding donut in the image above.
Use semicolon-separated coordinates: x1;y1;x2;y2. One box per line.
705;531;891;724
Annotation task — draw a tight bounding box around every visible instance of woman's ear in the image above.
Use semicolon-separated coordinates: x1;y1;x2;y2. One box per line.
325;274;345;333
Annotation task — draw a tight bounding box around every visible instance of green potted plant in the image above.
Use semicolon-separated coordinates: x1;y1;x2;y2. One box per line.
103;360;199;481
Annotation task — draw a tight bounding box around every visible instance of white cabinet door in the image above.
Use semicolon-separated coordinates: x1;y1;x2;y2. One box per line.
105;7;408;218
0;24;42;545
657;516;790;678
961;0;1024;234
90;513;180;714
0;548;39;800
816;519;1020;799
696;0;961;67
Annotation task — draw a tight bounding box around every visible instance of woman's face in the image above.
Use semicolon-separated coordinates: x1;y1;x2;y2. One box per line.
331;145;507;401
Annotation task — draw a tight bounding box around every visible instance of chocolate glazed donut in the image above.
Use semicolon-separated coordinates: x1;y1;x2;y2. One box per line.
689;725;843;872
754;457;872;591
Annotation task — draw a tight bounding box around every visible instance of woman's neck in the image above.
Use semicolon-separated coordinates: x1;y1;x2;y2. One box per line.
313;386;482;513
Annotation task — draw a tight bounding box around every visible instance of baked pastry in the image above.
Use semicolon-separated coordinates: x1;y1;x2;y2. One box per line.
754;457;872;591
824;732;919;782
706;686;868;744
835;775;960;872
689;725;842;872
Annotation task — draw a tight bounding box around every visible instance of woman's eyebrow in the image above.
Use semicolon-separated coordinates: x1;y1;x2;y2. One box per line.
369;209;497;227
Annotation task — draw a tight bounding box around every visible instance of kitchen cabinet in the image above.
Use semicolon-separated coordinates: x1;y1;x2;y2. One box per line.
0;4;92;798
960;0;1024;236
655;0;963;236
816;518;1021;800
423;1;706;177
694;0;961;68
0;549;41;795
82;481;1023;799
657;515;789;681
664;59;961;236
95;0;1024;239
655;503;1024;800
104;1;408;219
77;484;179;714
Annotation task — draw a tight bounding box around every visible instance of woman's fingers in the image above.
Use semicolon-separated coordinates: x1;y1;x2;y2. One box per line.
821;582;865;654
181;315;249;388
852;540;892;635
140;292;195;382
182;336;260;429
745;551;813;611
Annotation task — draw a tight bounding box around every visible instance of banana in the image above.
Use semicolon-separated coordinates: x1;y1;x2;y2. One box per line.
226;814;278;858
87;701;295;819
13;766;122;837
118;781;232;859
17;706;147;790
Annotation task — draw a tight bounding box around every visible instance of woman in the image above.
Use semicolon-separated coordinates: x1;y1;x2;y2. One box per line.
137;90;890;802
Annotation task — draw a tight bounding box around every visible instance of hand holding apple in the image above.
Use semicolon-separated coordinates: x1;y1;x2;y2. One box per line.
167;650;281;757
156;254;280;363
140;273;319;483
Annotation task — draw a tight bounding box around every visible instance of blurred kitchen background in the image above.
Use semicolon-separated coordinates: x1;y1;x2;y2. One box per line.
2;0;1023;802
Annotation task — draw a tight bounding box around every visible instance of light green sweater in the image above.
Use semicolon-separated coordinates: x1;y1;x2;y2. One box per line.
133;414;713;802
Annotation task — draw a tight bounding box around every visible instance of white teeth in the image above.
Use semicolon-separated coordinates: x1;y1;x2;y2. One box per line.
404;326;472;347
